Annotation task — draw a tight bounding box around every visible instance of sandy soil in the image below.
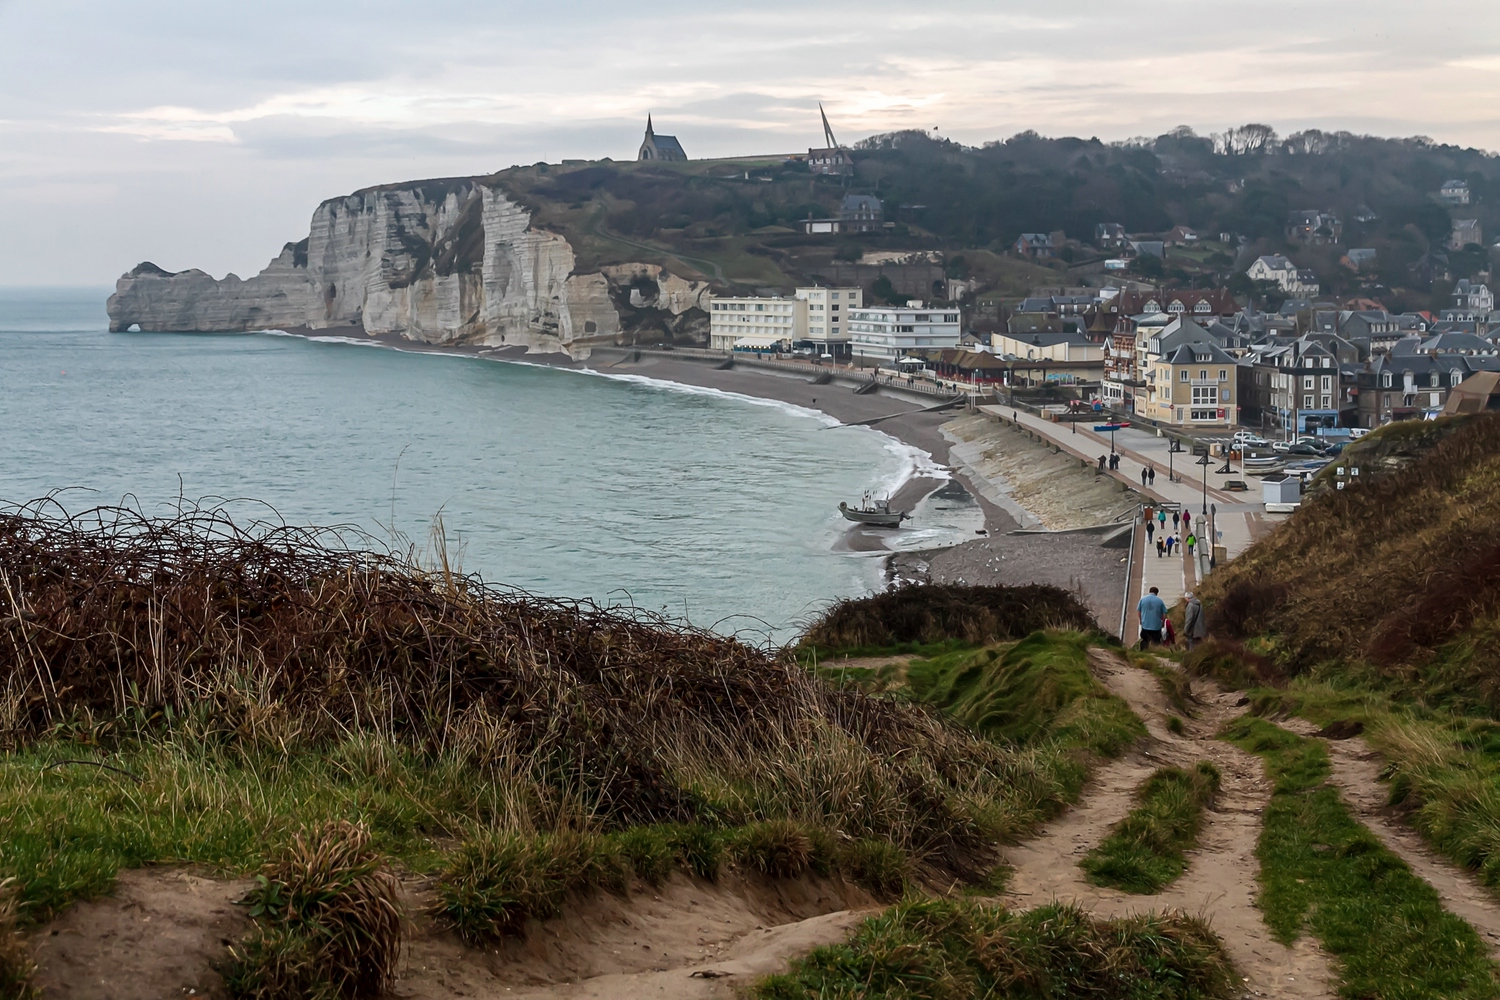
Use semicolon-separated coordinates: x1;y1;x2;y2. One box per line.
1003;650;1335;999
1279;717;1500;959
30;868;253;1000
25;867;875;1000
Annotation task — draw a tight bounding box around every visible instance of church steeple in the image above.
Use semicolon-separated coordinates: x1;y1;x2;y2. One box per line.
645;113;654;137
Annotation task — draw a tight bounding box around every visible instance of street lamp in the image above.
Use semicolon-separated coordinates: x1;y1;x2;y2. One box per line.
1196;454;1212;516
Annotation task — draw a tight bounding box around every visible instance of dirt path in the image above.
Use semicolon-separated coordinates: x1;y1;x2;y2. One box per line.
1003;649;1335;999
1280;717;1500;959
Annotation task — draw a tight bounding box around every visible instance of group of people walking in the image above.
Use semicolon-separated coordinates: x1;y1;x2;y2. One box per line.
1137;586;1208;650
1142;506;1197;558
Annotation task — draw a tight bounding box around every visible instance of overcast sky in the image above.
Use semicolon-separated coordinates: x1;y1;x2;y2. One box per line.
3;0;1499;287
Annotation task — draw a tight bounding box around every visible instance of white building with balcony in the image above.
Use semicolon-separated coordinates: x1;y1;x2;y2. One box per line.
795;286;862;358
847;302;962;364
707;295;806;351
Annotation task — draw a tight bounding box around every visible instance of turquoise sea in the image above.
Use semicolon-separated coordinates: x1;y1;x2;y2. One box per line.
0;288;957;640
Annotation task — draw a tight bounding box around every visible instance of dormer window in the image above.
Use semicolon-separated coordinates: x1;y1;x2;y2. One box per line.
1382;372;1393;388
1452;370;1464;387
1430;372;1440;388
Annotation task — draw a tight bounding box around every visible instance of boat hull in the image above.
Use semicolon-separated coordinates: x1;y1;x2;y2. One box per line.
839;502;906;528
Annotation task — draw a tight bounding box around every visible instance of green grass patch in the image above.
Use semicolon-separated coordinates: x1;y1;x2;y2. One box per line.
905;631;1145;756
1223;716;1500;999
436;820;911;942
1081;762;1220;894
753;897;1238;1000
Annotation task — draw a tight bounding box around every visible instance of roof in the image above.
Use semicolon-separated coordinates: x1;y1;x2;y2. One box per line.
1164;342;1237;365
1420;332;1494;354
1253;254;1295;270
645;134;686;157
733;334;787;349
1445;372;1500;414
841;194;882;212
1016;233;1053;247
1002;331;1091;348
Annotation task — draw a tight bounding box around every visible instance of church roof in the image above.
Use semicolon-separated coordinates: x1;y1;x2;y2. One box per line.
646;134;686;157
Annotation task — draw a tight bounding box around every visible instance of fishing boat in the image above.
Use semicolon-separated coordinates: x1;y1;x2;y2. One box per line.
839;493;909;528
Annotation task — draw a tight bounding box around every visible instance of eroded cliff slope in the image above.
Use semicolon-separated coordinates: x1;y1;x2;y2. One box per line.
107;178;710;355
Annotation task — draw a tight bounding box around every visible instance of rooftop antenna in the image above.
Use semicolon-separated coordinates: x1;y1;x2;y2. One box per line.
820;103;840;149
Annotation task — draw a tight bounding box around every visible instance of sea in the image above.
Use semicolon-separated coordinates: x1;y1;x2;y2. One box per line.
0;288;976;642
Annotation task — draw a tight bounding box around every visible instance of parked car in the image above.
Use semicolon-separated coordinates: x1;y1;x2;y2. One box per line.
1349;427;1370;439
1287;443;1324;456
1271;441;1292;454
1233;431;1269;446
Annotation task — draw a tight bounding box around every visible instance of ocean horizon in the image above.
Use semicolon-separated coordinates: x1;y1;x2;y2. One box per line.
0;286;969;641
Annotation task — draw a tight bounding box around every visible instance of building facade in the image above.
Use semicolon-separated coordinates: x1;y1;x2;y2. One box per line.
795;286;863;357
637;116;687;161
848;303;962;364
707;295;805;351
1145;342;1241;427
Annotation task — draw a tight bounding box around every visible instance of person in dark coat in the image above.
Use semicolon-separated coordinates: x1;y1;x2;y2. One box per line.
1098;454;1107;472
1145;519;1155;545
1140;467;1149;486
1148;466;1156;485
1156;537;1165;557
1172;511;1181;530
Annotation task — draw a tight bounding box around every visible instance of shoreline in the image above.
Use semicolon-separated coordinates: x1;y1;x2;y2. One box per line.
260;329;1125;626
275;326;1017;540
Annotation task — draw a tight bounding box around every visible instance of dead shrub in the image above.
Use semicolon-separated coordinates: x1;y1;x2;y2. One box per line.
799;583;1097;652
1181;638;1284;690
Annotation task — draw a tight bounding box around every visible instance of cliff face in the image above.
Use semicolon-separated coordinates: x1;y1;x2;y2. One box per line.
107;179;710;356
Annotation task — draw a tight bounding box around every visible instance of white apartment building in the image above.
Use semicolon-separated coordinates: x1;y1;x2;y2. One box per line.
847;301;962;364
707;296;806;351
795;286;862;357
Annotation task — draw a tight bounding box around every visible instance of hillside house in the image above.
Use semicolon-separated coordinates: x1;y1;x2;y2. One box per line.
1247;255;1320;296
1439;179;1472;206
1450;219;1483;250
1095;223;1127;249
1452;279;1495;317
840;195;884;232
1165;226;1199;246
1286;210;1342;245
1343;248;1377;271
991;331;1104;364
1014;233;1054;258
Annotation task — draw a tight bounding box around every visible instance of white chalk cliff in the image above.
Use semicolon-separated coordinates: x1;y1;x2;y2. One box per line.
107;178;711;355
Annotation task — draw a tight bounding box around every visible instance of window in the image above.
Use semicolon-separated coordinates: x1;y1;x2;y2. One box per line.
1323;358;1332;368
1453;370;1464;386
1430;372;1440;388
1321;395;1331;408
1180;369;1189;382
755;303;765;312
831;292;840;300
1192;386;1218;405
1303;376;1315;390
1190;408;1220;421
1303;394;1314;408
1382;372;1392;388
1430;392;1441;406
1218;369;1227;381
1321;375;1332;391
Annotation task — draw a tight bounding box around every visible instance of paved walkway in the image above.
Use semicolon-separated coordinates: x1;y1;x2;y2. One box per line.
977;405;1270;642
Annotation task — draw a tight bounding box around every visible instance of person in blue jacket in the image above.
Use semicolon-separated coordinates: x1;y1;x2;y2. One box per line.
1138;586;1168;648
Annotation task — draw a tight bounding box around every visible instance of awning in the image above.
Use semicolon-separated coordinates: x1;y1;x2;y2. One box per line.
734;335;786;349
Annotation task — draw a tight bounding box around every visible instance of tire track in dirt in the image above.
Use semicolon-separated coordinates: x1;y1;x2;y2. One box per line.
1279;716;1500;959
1003;649;1335;999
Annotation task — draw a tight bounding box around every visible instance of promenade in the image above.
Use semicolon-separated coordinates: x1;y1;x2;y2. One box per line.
976;404;1270;642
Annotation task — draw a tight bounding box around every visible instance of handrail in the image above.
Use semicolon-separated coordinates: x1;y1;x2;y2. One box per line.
1118;506;1139;641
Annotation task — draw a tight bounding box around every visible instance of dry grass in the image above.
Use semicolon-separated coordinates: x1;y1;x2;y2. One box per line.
224;821;403;1000
0;878;37;1000
1200;413;1500;700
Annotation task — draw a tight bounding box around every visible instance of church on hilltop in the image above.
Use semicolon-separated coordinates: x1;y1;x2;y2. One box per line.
638;116;687;161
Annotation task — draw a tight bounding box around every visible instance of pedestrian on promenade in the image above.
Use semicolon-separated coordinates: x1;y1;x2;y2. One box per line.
1156;537;1165;557
1158;509;1167;528
1098;454;1107;472
1172;511;1181;530
1148;466;1156;486
1186;532;1196;556
1140;467;1149;486
1166;534;1176;556
1138;586;1168;648
1112;453;1121;470
1145;519;1155;544
1183;591;1208;650
1183;508;1192;529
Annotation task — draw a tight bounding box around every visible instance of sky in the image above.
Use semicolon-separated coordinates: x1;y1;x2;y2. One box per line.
3;0;1500;287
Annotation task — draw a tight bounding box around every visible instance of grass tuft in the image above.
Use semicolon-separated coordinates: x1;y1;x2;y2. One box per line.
1080;762;1220;894
1223;716;1500;999
732;821;813;879
223;820;403;1000
434;830;625;943
835;840;909;901
753;897;1238;1000
0;879;37;1000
